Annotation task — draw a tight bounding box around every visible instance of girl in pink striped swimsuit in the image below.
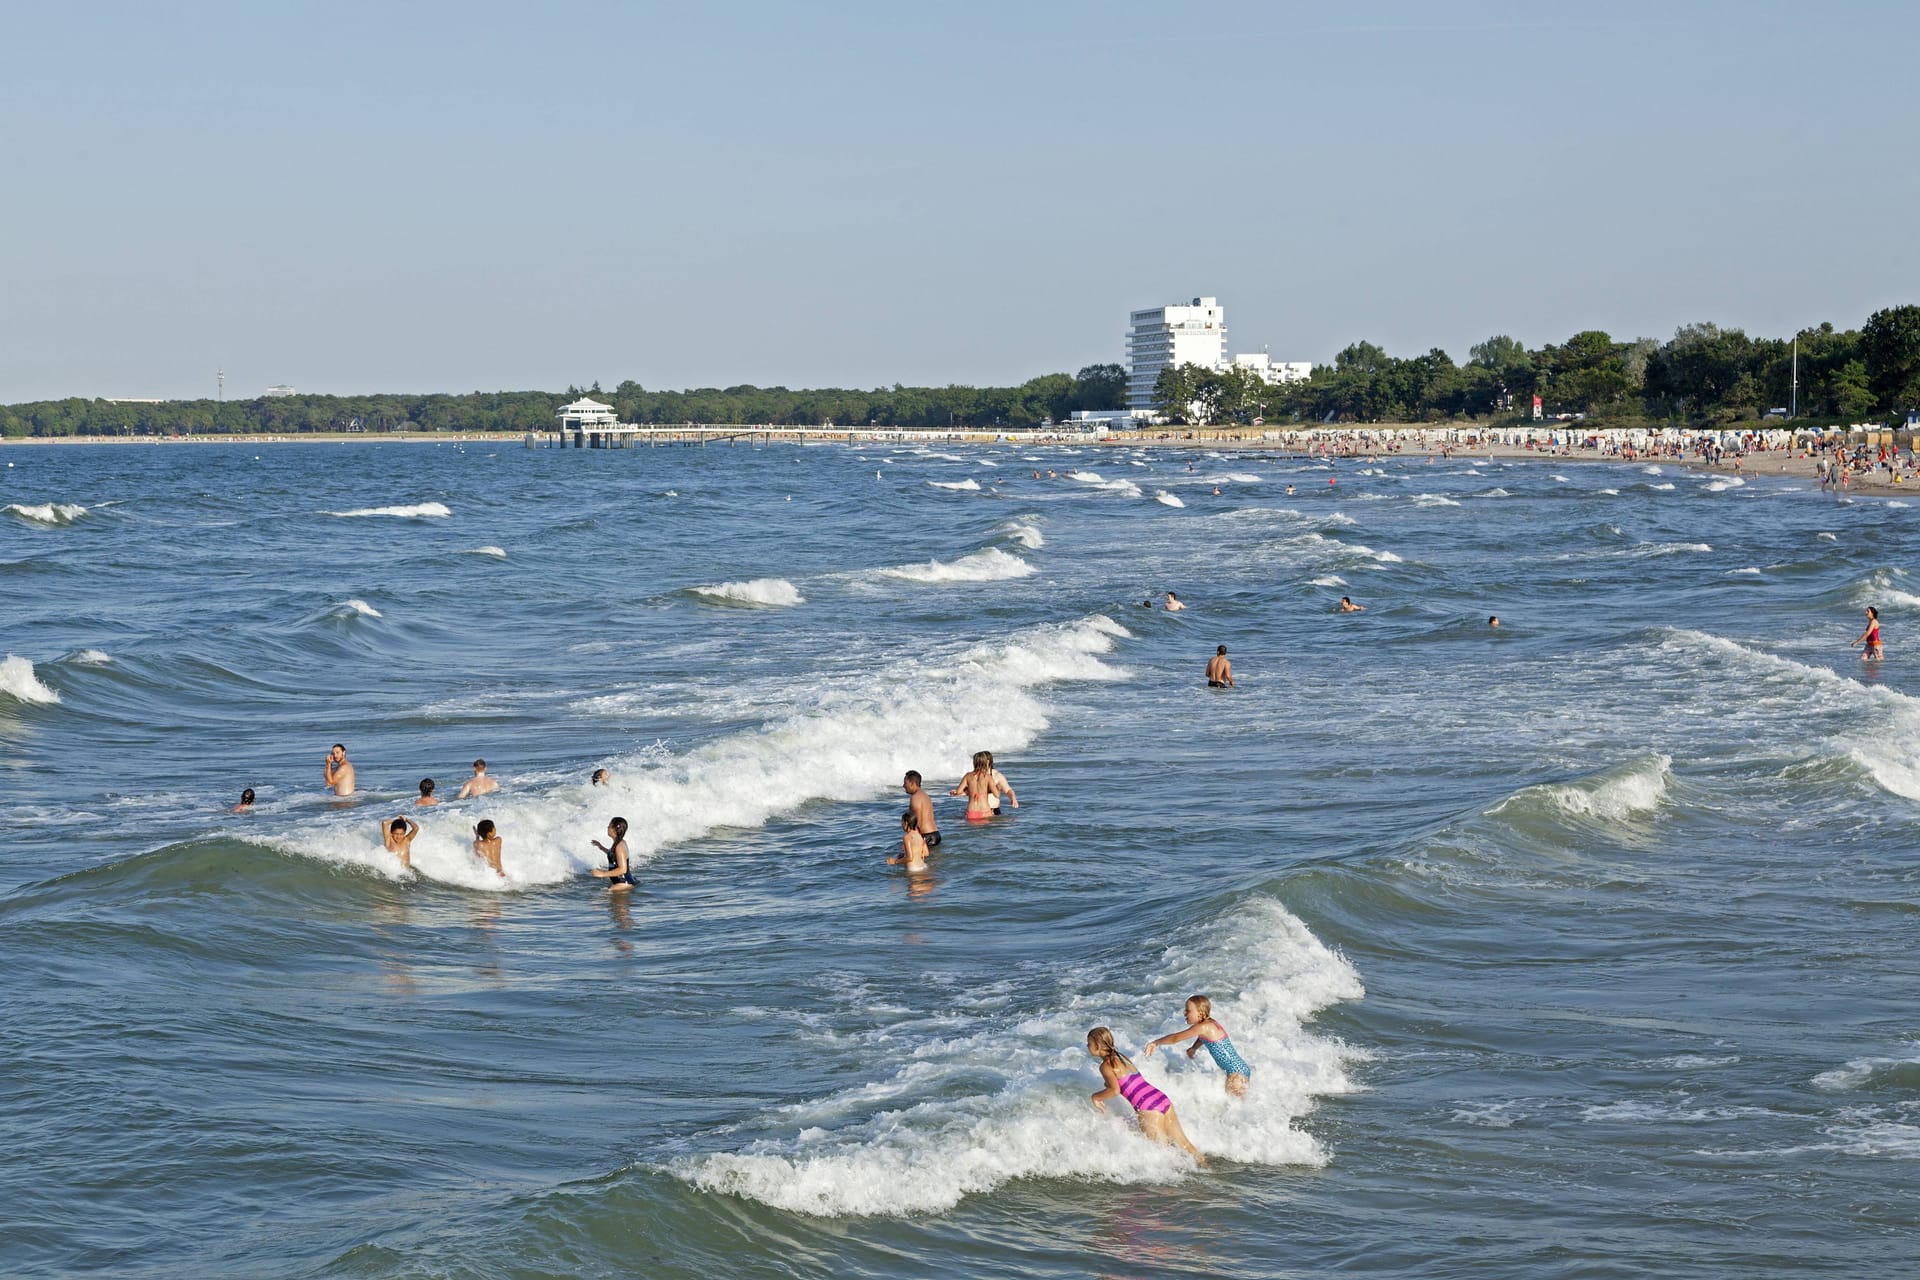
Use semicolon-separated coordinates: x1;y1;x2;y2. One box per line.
1086;1027;1206;1166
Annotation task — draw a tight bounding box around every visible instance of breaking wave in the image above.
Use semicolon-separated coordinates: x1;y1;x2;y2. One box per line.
877;547;1036;585
324;502;451;519
691;578;806;608
0;654;60;704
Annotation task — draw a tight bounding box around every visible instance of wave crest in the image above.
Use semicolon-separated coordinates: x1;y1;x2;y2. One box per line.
0;654;60;704
692;578;806;608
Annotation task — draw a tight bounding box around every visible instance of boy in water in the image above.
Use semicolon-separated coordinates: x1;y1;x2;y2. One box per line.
416;778;440;806
457;759;498;799
472;820;505;878
382;816;419;871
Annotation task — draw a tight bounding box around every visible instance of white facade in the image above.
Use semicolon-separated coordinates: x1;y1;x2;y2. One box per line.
265;385;296;397
1229;353;1312;385
1126;297;1227;410
556;397;619;429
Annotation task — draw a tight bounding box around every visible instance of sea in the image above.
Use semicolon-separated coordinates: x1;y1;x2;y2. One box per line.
2;440;1917;1278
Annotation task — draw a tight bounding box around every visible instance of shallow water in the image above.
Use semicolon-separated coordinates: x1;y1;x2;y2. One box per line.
3;442;1917;1277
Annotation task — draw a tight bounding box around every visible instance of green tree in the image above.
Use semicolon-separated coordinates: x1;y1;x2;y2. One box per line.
1862;305;1920;410
1833;360;1878;419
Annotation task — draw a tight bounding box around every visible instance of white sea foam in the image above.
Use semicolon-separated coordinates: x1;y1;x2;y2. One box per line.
928;479;981;491
67;649;113;665
1225;472;1262;483
692;578;806;608
1349;544;1403;564
462;546;508;559
269;615;1131;890
1322;512;1358;527
878;547;1037;585
1813;1053;1920;1092
1154;490;1186;508
1553;474;1570;483
1649;483;1677;491
678;896;1363;1216
1478;487;1511;498
1507;754;1673;824
1066;471;1144;498
324;502;451;519
996;519;1044;549
5;502;88;525
1890;500;1912;509
1817;532;1838;542
1630;542;1711;558
1728;567;1763;576
341;599;383;618
1411;493;1460;508
1643;465;1664;475
1599;488;1620;496
0;655;60;704
1704;476;1747;492
1309;575;1347;587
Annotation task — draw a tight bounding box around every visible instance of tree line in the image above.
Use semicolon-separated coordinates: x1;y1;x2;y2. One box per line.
1154;305;1920;426
0;367;1131;438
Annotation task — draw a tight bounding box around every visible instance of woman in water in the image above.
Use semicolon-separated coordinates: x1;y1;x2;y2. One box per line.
1855;605;1883;660
1144;994;1252;1098
590;817;635;891
1086;1027;1205;1165
888;810;930;871
472;819;505;879
231;788;255;814
981;750;1017;814
951;751;1005;822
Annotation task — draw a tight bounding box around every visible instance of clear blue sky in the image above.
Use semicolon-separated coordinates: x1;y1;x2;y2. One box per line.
3;0;1916;401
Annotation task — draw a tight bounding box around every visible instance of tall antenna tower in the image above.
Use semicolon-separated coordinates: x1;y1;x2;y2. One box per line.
217;368;225;402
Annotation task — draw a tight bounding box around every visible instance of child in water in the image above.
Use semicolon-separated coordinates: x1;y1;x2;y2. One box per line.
231;788;255;814
889;811;930;871
1086;1026;1206;1165
590;817;636;891
1144;994;1253;1098
382;816;419;871
472;820;505;879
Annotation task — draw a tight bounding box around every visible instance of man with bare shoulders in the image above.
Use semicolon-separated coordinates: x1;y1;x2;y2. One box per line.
902;770;942;849
457;759;498;799
323;743;356;796
1206;645;1234;688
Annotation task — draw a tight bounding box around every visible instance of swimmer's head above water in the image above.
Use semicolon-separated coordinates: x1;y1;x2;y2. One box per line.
591;768;610;786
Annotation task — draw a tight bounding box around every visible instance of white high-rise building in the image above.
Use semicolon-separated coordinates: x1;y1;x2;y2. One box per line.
1126;297;1227;410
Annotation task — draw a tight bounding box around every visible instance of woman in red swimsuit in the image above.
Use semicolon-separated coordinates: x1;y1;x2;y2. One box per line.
1855;606;1883;661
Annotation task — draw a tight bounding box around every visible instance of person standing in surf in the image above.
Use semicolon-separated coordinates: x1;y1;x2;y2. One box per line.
1085;1027;1206;1165
951;752;1001;822
590;817;635;891
1855;605;1883;660
382;816;419;872
472;820;505;879
416;778;440;806
981;750;1017;813
889;811;930;871
323;743;355;796
1206;645;1234;687
902;771;941;848
1144;995;1252;1098
458;759;499;799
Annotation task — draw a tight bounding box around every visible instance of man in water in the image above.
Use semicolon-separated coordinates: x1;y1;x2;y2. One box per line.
1488;616;1501;628
1337;596;1365;613
416;778;440;806
1207;645;1234;688
457;759;498;799
902;771;942;849
323;743;355;796
1164;591;1186;612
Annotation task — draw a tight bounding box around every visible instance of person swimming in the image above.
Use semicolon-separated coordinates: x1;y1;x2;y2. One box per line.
232;788;256;814
1337;596;1365;613
472;819;505;879
591;768;610;786
382;816;419;871
1163;591;1186;612
590;817;635;891
1086;1027;1205;1165
416;777;440;806
1144;994;1252;1098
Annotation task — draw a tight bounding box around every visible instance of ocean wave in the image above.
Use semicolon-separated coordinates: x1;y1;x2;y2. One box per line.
1553;474;1570;483
1154;491;1186;508
928;479;981;491
4;502;88;525
677;897;1363;1216
268;615;1131;889
1224;472;1262;483
1491;754;1673;826
1309;575;1347;587
340;599;383;619
1599;488;1620;496
1633;541;1712;557
1411;493;1460;508
323;502;451;518
1478;488;1511;498
692;578;806;608
462;546;508;559
877;547;1036;585
1704;477;1746;492
996;519;1044;549
1728;567;1763;576
65;648;113;665
1813;1054;1920;1092
1649;483;1677;491
1643;465;1664;475
1066;471;1144;498
0;654;60;704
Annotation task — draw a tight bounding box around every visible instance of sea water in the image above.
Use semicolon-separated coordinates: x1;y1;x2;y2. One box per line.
2;442;1917;1277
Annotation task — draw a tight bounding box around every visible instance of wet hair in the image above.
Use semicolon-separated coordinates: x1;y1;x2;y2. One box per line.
474;819;496;839
904;770;922;785
608;816;629;840
239;788;255;804
982;750;994;767
1489;616;1499;626
331;742;346;753
390;817;410;834
901;810;918;831
1216;645;1228;655
1186;994;1213;1020
1086;1026;1133;1072
472;759;486;771
1341;596;1352;604
1868;606;1880;620
591;768;609;785
972;751;990;770
419;778;435;796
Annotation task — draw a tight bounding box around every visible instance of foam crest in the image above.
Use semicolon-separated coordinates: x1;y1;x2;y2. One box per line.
1225;472;1262;483
877;547;1036;584
678;897;1363;1216
1309;575;1347;587
0;654;60;704
1066;471;1144;498
462;546;508;558
1704;477;1746;492
1650;482;1677;491
5;502;87;525
269;615;1128;888
691;578;806;608
67;649;113;665
324;502;451;518
341;599;383;619
928;479;981;491
1814;1053;1920;1092
1479;487;1511;498
1154;491;1186;508
996;519;1044;549
1553;474;1571;483
1411;493;1460;508
1506;754;1673;824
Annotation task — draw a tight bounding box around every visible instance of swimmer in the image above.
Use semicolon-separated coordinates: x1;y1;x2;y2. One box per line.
1164;591;1186;612
457;759;498;799
1285;484;1295;495
416;777;440;806
1337;596;1365;613
323;743;355;796
1206;644;1234;687
1855;605;1883;660
1212;486;1221;496
980;749;1017;812
382;816;419;871
1488;615;1501;628
590;817;636;891
888;811;930;871
231;788;256;814
472;819;505;878
1086;1027;1205;1165
1144;995;1252;1098
901;771;942;848
1141;598;1154;608
1033;470;1042;479
591;768;610;786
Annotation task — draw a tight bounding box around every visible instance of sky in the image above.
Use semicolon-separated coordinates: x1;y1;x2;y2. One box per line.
2;0;1917;401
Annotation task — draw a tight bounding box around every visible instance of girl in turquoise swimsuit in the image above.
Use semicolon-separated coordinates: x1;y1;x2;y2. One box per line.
1144;994;1252;1098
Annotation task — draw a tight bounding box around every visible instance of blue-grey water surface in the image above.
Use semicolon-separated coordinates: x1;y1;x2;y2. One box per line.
3;441;1917;1278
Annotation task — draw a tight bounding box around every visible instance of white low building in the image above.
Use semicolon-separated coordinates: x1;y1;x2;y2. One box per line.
1230;353;1312;385
556;397;619;430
